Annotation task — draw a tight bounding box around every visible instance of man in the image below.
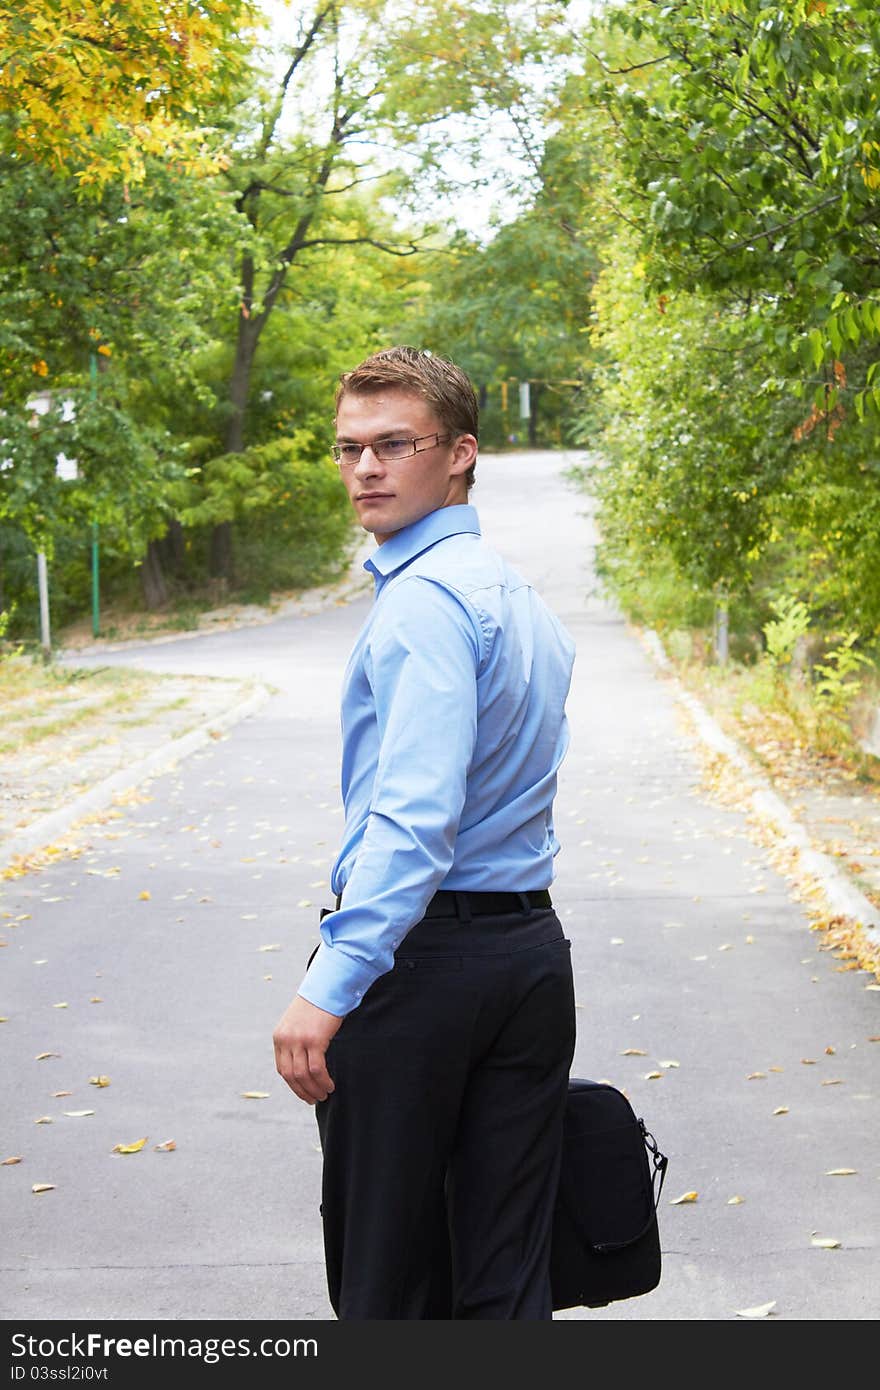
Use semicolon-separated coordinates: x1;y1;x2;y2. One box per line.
273;345;576;1320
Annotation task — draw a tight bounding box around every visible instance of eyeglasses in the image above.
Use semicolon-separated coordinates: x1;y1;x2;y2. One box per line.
331;433;452;467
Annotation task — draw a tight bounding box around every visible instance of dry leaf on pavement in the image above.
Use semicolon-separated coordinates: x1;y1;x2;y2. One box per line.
112;1138;147;1154
31;1183;55;1194
735;1300;776;1319
669;1191;698;1205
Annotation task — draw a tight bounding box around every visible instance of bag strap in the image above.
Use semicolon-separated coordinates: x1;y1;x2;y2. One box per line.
592;1120;669;1254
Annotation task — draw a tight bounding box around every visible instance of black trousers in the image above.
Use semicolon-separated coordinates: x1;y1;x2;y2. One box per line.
314;898;576;1320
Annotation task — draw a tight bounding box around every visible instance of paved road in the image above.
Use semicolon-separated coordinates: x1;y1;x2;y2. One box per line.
1;450;878;1322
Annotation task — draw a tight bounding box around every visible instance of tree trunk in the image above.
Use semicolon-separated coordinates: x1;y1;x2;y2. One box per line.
208;312;262;581
157;518;186;580
208;522;234;584
140;539;169;609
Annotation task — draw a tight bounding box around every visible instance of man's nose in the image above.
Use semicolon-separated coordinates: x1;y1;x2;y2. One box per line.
353;444;384;476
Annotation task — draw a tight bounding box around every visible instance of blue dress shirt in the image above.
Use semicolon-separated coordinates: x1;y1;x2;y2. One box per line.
297;503;576;1017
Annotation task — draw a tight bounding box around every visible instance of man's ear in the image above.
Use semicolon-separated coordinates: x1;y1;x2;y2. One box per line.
450;433;478;475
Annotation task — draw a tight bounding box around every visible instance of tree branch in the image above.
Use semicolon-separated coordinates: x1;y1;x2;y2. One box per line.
697;193;844;273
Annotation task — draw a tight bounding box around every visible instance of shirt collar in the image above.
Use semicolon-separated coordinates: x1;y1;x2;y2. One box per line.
364;504;481;582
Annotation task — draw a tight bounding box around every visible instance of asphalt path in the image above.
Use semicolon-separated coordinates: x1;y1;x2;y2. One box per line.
2;449;878;1324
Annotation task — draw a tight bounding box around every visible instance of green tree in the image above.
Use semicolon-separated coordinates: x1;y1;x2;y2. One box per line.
397;128;599;448
205;0;570;576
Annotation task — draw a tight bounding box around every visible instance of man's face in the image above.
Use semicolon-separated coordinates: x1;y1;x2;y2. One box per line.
334;387;476;544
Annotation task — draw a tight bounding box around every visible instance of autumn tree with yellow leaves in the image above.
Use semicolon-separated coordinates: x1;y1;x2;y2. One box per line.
0;0;256;187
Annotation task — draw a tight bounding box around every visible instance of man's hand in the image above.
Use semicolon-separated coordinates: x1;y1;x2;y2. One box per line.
273;994;344;1105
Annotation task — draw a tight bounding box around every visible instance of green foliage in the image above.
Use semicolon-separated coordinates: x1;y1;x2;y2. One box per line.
568;1;880;646
762;596;811;670
813;633;872;714
396;128;600;447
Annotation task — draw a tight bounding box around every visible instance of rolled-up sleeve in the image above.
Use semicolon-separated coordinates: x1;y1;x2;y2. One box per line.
297;577;482;1016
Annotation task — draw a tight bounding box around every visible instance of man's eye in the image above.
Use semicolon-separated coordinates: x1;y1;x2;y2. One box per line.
381;438;411;456
338;444;362;462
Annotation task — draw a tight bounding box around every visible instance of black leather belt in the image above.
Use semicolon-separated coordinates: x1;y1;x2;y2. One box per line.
422;889;552;918
332;889;552;918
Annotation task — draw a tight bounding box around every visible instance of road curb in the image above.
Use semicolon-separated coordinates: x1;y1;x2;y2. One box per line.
641;628;880;945
0;681;273;870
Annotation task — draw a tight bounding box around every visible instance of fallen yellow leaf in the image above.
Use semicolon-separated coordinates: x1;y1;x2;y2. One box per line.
825;1168;856;1176
747;1072;766;1080
727;1195;745;1205
735;1300;776;1319
620;1048;647;1056
824;1046;835;1055
35;1052;60;1061
52;1091;72;1098
241;1091;270;1099
644;1071;663;1080
31;1183;55;1194
63;1110;94;1118
800;1058;816;1065
659;1059;680;1068
773;1106;789;1115
89;1076;111;1087
2;1156;22;1165
112;1137;147;1154
34;1116;52;1125
811;1237;841;1249
669;1191;698;1205
258;944;281;952
154;1139;176;1152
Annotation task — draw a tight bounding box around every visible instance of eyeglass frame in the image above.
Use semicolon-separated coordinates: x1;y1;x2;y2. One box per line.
331;432;453;466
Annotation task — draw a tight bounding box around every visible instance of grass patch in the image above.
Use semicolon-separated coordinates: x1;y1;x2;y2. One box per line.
0;648;166;755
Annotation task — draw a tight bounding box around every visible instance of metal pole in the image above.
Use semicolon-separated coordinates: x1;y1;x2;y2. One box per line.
37;551;51;653
91;518;99;635
714;593;729;665
89;349;100;636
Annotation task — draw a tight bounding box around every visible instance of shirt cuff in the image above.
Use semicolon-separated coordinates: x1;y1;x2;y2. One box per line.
297;941;378;1017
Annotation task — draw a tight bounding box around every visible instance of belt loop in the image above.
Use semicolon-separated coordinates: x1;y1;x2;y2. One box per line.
517;892;532;916
335;893;343;911
454;891;472;924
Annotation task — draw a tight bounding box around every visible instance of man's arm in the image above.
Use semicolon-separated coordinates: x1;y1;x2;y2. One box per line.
299;576;481;1013
274;576;481;1102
